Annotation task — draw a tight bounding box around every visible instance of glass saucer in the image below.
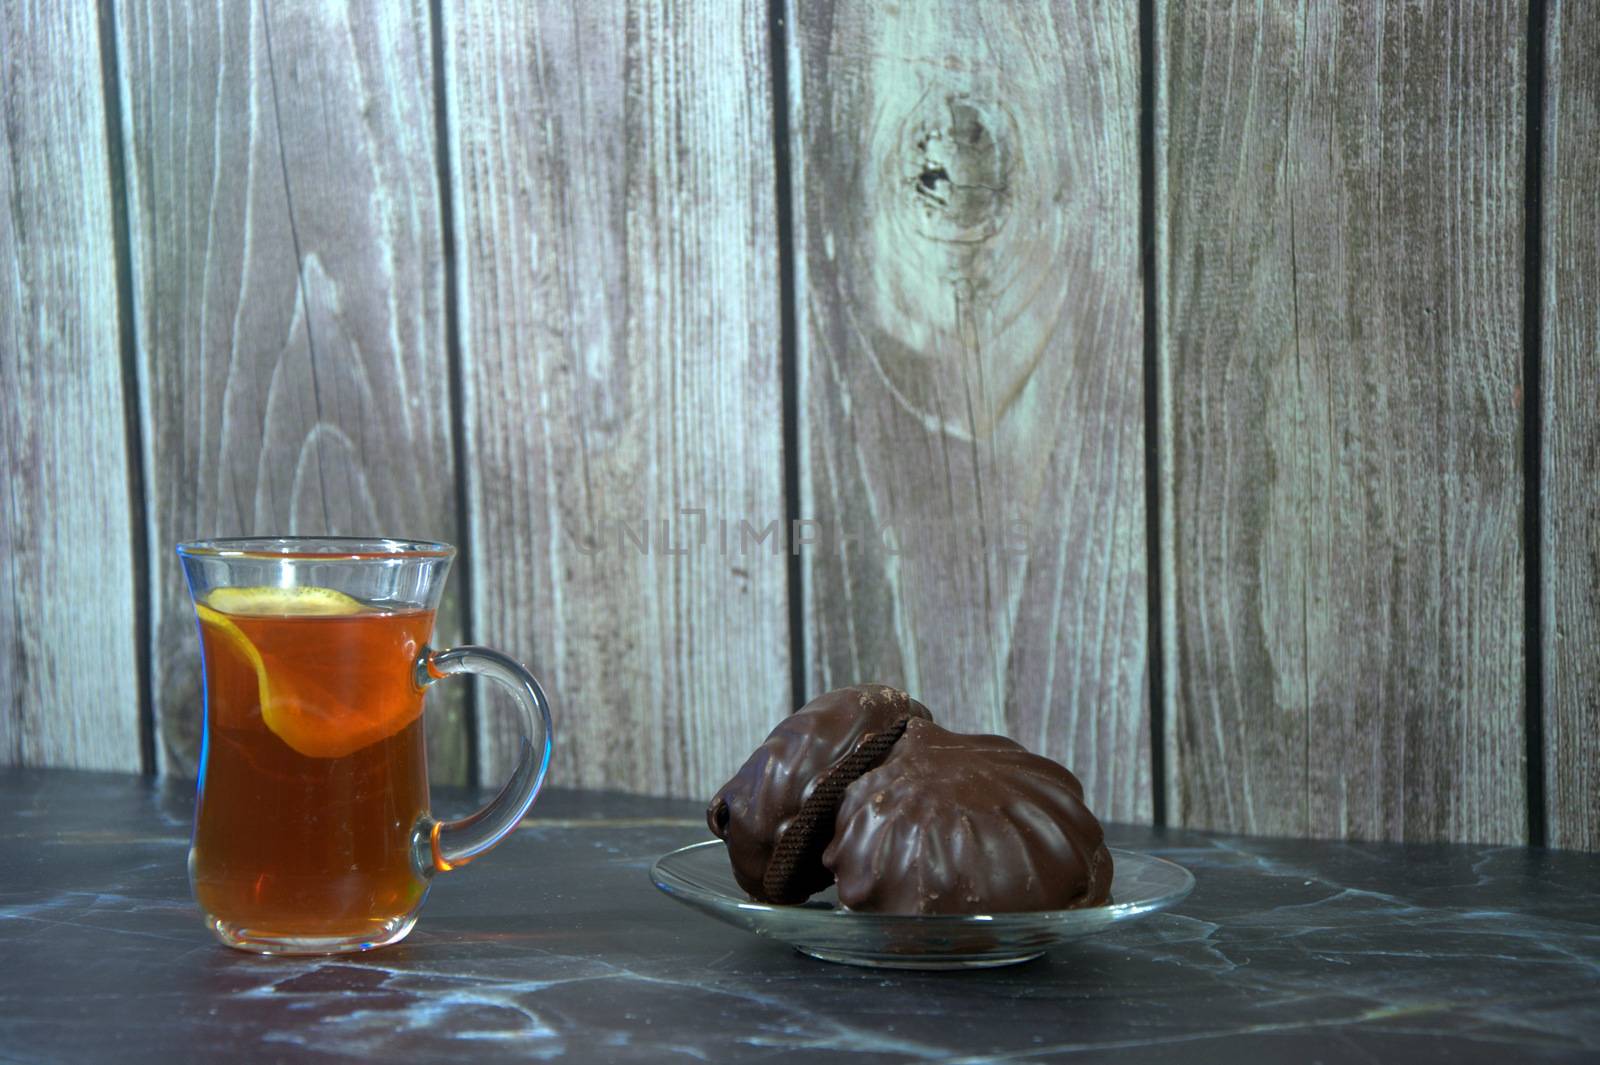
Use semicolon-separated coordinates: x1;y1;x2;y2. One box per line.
650;841;1194;970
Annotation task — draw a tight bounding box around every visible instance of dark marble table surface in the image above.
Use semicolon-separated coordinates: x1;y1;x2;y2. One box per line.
2;770;1597;1064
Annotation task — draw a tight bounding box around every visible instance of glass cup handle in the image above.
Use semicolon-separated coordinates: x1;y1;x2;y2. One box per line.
412;645;555;875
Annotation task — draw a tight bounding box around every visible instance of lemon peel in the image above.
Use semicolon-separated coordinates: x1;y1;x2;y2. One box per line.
205;585;366;617
196;587;420;758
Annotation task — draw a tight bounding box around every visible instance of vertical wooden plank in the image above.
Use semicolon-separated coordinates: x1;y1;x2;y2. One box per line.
117;0;470;782
0;1;142;771
1160;0;1527;842
447;2;789;795
791;2;1149;820
1544;0;1600;851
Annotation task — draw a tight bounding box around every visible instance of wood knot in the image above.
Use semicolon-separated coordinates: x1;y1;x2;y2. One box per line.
845;69;1073;440
903;96;1012;242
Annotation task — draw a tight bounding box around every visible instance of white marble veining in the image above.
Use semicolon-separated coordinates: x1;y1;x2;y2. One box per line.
2;772;1597;1063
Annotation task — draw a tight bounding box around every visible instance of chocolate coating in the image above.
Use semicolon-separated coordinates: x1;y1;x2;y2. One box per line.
707;685;932;903
823;718;1113;914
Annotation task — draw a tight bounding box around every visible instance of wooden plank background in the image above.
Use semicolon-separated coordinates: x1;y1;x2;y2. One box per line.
116;0;469;782
0;0;143;771
445;0;790;795
1160;0;1528;844
1543;0;1599;852
789;0;1149;823
2;0;1595;848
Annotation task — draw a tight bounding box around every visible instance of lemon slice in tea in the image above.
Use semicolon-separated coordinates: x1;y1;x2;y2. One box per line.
205;585;366;616
197;587;427;758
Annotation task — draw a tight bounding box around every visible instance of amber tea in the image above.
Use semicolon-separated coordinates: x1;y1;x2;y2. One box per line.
190;594;434;942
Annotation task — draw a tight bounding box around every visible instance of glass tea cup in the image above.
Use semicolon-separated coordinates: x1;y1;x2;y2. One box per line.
177;537;554;955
